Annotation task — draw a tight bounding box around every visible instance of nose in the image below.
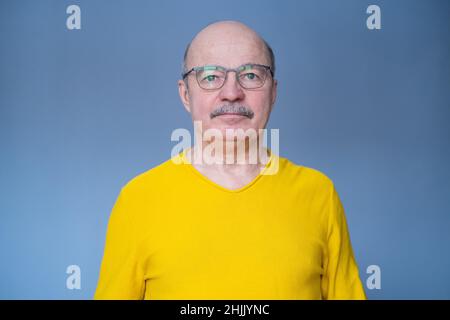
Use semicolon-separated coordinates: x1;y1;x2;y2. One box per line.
218;71;245;102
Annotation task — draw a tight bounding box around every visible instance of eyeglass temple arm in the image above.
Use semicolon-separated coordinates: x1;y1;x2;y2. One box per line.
182;68;195;79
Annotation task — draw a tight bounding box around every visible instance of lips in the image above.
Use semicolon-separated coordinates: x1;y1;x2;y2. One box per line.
214;113;249;124
219;113;245;116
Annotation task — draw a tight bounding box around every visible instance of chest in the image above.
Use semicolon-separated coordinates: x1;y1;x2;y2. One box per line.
140;199;326;299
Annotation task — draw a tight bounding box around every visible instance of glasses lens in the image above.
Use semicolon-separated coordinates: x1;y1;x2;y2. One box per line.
238;65;268;89
196;66;226;90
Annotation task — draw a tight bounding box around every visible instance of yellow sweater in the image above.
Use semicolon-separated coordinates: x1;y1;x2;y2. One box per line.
95;149;366;300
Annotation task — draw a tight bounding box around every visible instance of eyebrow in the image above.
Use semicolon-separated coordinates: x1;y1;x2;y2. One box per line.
201;62;268;69
240;62;267;67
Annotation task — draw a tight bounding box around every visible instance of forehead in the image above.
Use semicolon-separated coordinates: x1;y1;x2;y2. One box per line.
188;33;269;69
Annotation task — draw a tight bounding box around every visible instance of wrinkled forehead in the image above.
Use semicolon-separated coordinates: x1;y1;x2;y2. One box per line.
187;33;270;69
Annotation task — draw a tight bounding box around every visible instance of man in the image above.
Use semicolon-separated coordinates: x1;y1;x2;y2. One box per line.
94;20;367;300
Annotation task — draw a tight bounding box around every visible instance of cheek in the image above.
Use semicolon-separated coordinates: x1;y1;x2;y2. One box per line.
190;94;215;120
248;92;272;114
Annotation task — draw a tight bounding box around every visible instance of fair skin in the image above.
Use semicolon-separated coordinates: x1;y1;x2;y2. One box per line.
178;21;277;190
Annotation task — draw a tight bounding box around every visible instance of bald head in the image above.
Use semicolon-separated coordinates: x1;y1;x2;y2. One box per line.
182;20;275;77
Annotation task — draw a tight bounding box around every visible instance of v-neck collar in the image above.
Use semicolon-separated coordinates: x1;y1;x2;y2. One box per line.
178;147;275;194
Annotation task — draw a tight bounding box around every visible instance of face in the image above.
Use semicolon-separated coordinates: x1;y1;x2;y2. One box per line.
178;24;277;141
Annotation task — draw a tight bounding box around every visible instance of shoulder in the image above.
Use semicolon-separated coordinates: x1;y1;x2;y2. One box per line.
274;156;341;230
119;153;184;197
276;155;335;191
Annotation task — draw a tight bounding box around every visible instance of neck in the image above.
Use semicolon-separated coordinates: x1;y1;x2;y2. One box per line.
186;141;271;175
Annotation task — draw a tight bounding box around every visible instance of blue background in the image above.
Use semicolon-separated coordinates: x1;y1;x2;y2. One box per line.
1;0;449;299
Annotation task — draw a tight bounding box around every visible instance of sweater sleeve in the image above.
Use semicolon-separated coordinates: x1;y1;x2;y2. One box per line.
320;183;367;300
94;187;146;299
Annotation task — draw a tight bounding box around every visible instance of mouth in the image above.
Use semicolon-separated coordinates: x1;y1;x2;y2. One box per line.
219;113;246;116
212;113;249;124
214;113;248;118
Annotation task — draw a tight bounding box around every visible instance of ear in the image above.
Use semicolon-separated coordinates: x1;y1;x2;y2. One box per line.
270;78;278;112
178;79;191;113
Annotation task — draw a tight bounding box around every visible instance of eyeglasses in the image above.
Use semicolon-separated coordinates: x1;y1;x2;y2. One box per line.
182;63;274;90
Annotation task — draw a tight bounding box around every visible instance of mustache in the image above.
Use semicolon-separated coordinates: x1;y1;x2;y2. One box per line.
210;105;255;119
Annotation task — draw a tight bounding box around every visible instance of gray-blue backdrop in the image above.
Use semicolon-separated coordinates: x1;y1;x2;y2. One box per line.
1;0;449;299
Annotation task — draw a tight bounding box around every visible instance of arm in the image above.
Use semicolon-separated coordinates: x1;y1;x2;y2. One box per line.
321;183;367;300
94;187;146;299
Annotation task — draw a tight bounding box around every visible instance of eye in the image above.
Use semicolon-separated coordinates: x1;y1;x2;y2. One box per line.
244;73;257;80
204;75;218;82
